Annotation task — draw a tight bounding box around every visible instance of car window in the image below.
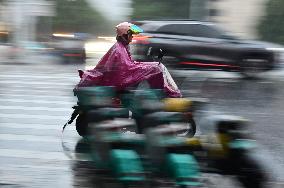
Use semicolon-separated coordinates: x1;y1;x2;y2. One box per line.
196;24;223;38
52;37;84;49
0;33;9;43
139;22;164;33
157;23;223;38
157;24;198;36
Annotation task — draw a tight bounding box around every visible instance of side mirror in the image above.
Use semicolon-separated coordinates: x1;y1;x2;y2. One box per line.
146;47;164;64
147;47;153;57
146;47;164;60
158;49;164;59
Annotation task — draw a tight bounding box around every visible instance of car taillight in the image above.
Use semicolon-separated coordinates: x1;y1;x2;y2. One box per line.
131;35;152;44
63;53;83;57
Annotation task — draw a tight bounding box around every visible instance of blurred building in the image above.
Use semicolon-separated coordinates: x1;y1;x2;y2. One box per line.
0;0;270;42
127;0;269;40
190;0;208;20
207;0;268;39
1;0;54;44
87;0;132;22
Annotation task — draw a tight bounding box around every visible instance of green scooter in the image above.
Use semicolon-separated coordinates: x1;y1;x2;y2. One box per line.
180;115;268;188
86;108;202;187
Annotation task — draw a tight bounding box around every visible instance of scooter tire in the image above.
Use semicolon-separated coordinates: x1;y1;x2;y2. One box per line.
135;117;197;137
171;117;197;138
233;153;267;188
76;113;89;137
184;118;196;138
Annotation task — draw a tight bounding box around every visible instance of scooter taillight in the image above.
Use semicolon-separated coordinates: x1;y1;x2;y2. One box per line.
183;112;193;119
112;97;122;107
131;35;152;44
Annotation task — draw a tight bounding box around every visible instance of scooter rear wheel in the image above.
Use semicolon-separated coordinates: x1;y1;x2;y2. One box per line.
76;113;89;137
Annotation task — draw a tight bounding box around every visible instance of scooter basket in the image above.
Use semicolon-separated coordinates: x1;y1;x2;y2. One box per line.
75;86;115;107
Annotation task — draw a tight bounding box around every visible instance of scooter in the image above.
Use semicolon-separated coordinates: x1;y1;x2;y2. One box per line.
177;115;268;188
65;86;204;138
65;99;267;187
120;87;202;137
81;102;202;187
64;48;204;137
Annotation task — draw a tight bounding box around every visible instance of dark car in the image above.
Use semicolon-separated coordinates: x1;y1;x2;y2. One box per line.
52;34;86;64
130;20;280;77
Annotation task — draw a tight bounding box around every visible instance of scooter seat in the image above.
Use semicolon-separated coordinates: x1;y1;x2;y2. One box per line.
87;107;129;122
103;132;146;147
75;86;115;107
143;111;186;128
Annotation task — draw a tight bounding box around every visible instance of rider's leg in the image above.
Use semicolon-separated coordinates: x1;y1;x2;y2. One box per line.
147;65;182;98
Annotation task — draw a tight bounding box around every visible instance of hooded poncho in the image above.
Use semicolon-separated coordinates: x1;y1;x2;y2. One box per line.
76;42;181;98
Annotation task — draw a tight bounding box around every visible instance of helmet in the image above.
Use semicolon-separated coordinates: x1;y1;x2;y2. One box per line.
115;22;143;36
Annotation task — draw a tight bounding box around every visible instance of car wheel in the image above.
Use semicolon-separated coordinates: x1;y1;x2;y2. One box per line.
62;57;70;64
79;57;86;64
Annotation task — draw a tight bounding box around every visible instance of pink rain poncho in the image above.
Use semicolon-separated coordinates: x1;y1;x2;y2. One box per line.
76;41;182;98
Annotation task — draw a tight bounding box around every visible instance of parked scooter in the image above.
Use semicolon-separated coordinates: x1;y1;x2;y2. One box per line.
64;96;267;188
83;103;202;187
180;115;268;188
121;88;202;137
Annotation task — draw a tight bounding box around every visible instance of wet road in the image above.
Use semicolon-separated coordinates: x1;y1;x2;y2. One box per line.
0;62;81;188
0;60;284;187
172;69;284;185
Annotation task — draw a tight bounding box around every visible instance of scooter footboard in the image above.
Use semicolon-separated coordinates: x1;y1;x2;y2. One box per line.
166;153;201;187
109;149;146;183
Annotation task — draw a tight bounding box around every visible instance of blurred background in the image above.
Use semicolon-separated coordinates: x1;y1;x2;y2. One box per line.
0;0;283;63
1;1;284;188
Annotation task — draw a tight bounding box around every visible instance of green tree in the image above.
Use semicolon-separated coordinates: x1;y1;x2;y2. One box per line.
258;0;284;44
131;0;190;20
51;0;111;35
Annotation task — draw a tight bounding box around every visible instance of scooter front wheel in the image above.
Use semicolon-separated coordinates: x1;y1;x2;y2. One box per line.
176;118;196;138
233;152;268;188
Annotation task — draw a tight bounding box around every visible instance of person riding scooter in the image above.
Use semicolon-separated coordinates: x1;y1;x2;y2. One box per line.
75;22;182;98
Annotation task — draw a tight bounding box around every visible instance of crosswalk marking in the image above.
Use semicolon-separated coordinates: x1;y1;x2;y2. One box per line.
0;98;74;105
0;65;82;167
1;90;73;97
1;63;283;187
0;80;76;86
0;122;75;129
0;133;77;146
0;64;97;187
0;105;72;112
1;84;74;90
0;149;74;161
0;113;70;120
0;122;75;130
0;64;83;187
0;93;73;100
0;74;78;79
1;163;71;171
